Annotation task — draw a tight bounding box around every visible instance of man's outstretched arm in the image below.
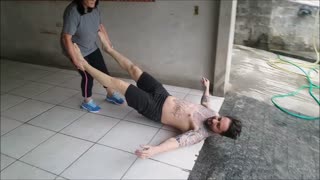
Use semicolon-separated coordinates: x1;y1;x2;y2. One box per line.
201;77;210;108
135;128;208;159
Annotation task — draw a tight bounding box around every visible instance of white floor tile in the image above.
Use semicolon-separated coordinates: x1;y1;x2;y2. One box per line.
98;121;158;153
123;159;189;179
1;117;23;135
0;161;56;180
61;144;136;180
188;89;204;96
17;69;53;81
184;94;225;112
163;85;191;94
37;72;78;86
33;87;78;105
124;110;162;128
0;66;27;79
61;113;119;142
161;125;180;132
26;64;61;72
1;99;54;122
183;94;202;104
59;76;81;90
97;102;132;119
10;82;53;98
1;124;55;158
21;134;93;174
207;97;225;112
1;154;16;170
0;94;27;111
58;69;78;75
59;93;105;110
55;176;67;180
149;129;203;170
0;61;219;178
168;91;187;99
29;106;86;132
0;78;28;92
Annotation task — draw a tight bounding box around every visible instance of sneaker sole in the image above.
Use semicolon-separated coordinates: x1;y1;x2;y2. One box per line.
106;98;124;105
81;105;100;113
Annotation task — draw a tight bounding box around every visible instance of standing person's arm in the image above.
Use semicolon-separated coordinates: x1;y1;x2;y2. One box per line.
62;34;84;71
61;6;84;70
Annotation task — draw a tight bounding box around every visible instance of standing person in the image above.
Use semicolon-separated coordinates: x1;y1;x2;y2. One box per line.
61;0;124;113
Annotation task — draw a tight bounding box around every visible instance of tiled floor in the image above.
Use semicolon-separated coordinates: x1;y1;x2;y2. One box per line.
1;60;224;179
0;59;224;179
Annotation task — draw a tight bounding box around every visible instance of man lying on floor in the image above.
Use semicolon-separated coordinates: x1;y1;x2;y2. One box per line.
72;30;242;159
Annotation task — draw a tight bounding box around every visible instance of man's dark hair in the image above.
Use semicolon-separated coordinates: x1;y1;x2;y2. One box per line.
221;116;242;140
73;0;99;15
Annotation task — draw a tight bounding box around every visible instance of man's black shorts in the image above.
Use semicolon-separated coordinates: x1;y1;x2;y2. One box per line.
125;72;170;122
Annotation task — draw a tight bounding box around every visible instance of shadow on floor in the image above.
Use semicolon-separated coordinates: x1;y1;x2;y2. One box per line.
190;92;319;180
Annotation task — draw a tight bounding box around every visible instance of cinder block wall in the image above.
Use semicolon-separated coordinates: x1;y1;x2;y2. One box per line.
234;0;320;59
0;0;220;89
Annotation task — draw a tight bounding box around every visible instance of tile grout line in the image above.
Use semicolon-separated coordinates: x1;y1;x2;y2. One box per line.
2;98;201;174
56;142;96;178
0;153;18;172
4;71;200;96
119;127;162;180
0;96;59;136
150;158;192;173
2;61;214;178
1;153;60;178
7;132;58;170
1;94;85;174
56;105;132;178
0;95;30;112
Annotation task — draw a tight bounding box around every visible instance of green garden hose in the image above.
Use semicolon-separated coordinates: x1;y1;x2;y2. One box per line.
270;55;319;120
268;9;320;120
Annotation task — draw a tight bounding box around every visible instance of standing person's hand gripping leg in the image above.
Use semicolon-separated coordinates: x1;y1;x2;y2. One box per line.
73;43;130;96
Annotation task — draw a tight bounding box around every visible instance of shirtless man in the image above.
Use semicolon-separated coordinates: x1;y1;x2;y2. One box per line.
73;30;242;159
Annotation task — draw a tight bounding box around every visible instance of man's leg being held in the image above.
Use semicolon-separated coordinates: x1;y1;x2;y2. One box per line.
74;43;130;96
98;31;166;94
87;48;124;105
98;31;143;82
74;43;156;120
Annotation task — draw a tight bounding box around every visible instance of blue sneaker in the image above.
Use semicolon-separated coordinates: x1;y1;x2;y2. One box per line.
81;99;101;113
106;92;125;105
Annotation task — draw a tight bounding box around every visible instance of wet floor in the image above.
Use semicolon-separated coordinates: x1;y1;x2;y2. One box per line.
229;45;319;117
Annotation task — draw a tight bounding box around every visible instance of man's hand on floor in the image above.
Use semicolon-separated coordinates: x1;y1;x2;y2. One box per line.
135;145;158;159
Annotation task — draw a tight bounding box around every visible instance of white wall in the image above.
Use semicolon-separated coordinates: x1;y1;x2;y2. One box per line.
0;0;219;89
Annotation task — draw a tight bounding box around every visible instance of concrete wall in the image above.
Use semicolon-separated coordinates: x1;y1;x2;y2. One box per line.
234;0;320;60
0;0;219;89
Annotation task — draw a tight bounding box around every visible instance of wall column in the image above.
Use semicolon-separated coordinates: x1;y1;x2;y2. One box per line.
212;0;237;96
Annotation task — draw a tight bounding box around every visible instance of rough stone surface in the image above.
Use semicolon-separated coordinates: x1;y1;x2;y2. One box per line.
189;93;319;180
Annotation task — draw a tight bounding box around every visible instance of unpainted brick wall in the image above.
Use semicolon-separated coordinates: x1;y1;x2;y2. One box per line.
234;0;320;58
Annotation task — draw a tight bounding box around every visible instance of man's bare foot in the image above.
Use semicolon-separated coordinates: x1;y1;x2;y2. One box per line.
99;25;113;46
98;25;114;52
98;31;112;52
73;43;88;71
